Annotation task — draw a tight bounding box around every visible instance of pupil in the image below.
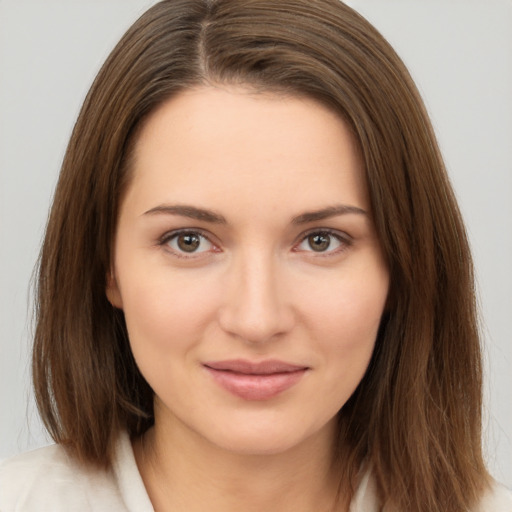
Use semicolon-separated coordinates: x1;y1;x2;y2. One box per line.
309;234;330;251
178;233;200;252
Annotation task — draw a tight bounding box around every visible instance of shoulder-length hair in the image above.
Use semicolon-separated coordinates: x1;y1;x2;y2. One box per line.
33;1;490;510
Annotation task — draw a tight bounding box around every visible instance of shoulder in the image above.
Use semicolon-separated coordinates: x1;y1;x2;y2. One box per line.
0;433;152;512
350;469;512;512
0;443;123;511
474;481;512;512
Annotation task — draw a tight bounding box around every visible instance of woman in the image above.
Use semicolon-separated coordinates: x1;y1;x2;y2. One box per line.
1;0;510;511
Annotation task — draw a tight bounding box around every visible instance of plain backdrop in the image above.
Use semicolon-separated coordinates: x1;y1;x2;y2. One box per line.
1;0;511;488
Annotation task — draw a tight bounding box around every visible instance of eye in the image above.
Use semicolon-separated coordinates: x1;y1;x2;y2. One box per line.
295;230;348;254
162;230;215;255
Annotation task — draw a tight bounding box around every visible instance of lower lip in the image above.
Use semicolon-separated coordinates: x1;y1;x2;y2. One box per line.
204;367;307;401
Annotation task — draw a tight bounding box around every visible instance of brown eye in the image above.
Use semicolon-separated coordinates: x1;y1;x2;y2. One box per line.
165;231;214;255
295;230;346;255
177;233;201;252
307;233;331;252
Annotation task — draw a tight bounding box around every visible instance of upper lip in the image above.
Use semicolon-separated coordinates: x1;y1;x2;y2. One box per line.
203;359;308;375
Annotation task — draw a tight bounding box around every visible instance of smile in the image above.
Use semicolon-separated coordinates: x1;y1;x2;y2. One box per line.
203;359;309;401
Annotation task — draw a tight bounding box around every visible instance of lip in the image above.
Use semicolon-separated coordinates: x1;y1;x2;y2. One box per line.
203;359;309;401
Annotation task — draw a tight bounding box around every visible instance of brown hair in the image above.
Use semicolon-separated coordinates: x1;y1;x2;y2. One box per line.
33;1;490;510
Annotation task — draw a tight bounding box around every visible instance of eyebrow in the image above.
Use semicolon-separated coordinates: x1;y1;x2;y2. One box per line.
143;204;227;223
143;203;367;225
291;205;367;224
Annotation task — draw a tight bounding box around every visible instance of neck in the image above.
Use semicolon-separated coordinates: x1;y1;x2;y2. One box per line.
133;419;347;512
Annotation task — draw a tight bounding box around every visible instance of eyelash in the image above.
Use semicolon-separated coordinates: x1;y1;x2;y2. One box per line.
293;229;352;256
158;228;352;258
158;229;218;258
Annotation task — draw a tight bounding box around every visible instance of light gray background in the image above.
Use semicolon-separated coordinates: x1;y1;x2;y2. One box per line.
1;0;511;488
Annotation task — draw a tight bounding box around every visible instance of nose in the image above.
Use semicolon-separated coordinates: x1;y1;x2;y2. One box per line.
218;250;295;344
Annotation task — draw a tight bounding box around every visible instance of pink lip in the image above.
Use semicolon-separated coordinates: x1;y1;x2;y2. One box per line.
203;359;308;401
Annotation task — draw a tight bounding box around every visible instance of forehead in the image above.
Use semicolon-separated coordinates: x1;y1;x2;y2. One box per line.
125;86;369;217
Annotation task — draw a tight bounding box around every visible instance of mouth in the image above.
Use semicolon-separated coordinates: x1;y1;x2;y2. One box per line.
203;359;309;401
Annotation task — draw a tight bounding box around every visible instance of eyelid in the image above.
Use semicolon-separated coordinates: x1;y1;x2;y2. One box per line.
158;228;220;257
293;228;352;255
157;227;351;258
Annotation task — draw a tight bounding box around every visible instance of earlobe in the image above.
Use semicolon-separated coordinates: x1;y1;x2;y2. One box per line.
106;271;123;309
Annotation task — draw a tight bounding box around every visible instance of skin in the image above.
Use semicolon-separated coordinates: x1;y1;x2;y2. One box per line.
107;86;389;512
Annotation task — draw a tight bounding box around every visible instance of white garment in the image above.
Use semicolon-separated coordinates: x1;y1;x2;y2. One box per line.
0;432;153;512
1;432;511;511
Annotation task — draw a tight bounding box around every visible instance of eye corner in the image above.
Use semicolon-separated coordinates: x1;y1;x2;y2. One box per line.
158;228;221;258
293;228;352;256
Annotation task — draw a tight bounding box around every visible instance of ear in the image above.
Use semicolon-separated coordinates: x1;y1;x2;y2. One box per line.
106;270;123;309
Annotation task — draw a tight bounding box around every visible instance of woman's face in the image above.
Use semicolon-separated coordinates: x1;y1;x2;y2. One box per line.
108;86;389;455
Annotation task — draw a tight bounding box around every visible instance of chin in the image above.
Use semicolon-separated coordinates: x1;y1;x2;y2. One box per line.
199;415;334;458
213;432;307;456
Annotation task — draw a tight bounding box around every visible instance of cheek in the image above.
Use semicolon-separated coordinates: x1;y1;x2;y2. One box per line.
118;270;224;401
298;265;388;385
302;269;388;342
118;267;222;358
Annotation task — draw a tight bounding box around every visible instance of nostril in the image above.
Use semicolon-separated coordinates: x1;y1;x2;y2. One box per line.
217;299;294;344
217;259;295;343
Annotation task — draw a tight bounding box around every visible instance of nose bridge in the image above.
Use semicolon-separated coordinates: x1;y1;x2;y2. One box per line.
219;245;293;343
